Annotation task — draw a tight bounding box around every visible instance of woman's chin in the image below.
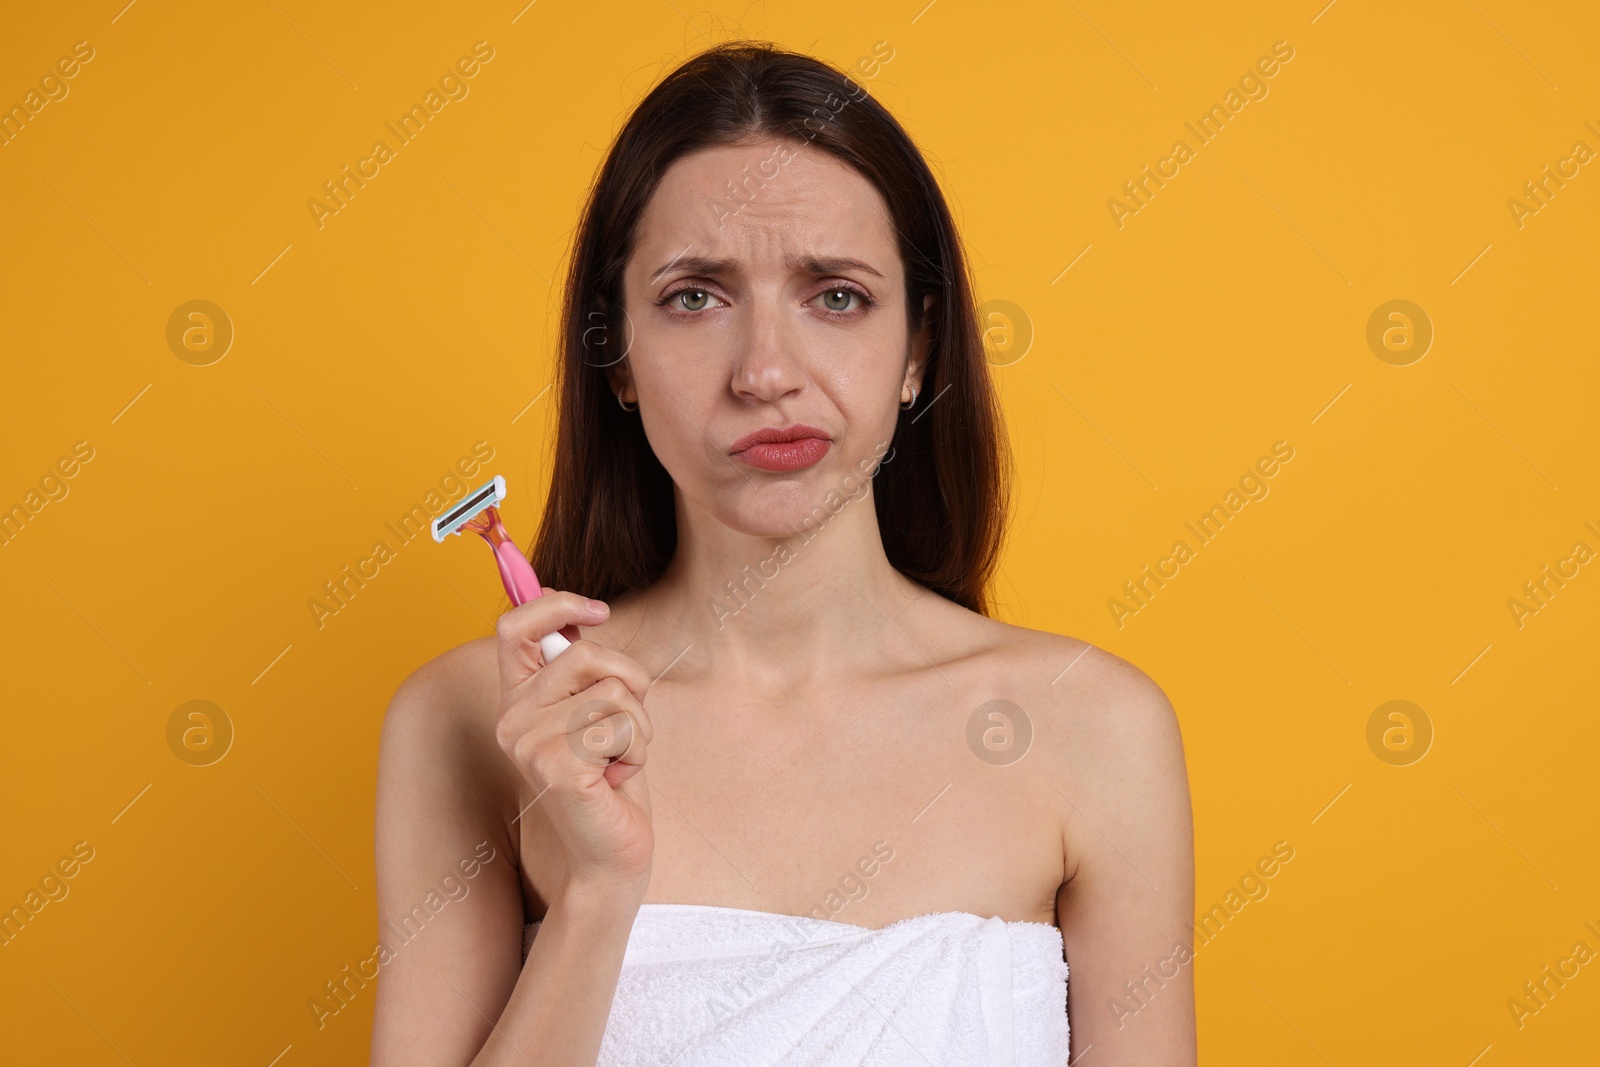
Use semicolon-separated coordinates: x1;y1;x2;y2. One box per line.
722;493;869;542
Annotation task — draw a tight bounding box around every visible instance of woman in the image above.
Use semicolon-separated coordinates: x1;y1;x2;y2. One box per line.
372;40;1195;1066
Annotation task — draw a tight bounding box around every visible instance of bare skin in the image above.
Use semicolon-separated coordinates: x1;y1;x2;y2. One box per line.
372;136;1196;1065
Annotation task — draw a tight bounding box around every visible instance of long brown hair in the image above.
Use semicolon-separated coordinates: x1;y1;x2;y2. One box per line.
528;40;1012;615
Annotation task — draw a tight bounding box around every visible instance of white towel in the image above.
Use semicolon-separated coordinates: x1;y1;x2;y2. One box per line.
521;902;1070;1065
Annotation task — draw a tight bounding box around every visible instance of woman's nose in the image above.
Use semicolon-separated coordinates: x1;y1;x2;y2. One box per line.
731;297;807;402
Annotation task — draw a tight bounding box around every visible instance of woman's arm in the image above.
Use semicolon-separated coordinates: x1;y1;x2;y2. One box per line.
373;588;655;1065
370;650;530;1061
370;645;640;1066
1054;651;1197;1065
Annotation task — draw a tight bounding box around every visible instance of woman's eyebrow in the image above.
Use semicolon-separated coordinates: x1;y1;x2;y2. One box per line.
797;255;884;279
649;253;884;283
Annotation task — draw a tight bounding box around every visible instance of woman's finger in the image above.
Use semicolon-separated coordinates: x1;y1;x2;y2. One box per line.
494;591;609;684
529;636;655;708
566;701;644;767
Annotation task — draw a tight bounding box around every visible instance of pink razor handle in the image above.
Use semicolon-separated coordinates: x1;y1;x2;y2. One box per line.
467;506;572;663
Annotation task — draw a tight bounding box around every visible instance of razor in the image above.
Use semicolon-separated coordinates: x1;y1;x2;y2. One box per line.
432;475;573;663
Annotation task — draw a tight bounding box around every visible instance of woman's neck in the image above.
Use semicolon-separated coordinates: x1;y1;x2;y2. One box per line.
618;485;933;693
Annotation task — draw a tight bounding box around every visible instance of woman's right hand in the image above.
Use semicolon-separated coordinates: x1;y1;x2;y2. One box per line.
493;589;656;904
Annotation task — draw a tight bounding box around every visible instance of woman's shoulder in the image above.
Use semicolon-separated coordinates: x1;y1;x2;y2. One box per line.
965;612;1190;845
386;632;498;712
957;608;1183;754
378;634;504;775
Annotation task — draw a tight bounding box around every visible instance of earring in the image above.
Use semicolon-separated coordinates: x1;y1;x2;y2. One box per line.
617;386;638;412
899;385;918;411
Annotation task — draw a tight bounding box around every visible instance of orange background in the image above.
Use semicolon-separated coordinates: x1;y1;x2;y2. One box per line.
3;1;1597;1063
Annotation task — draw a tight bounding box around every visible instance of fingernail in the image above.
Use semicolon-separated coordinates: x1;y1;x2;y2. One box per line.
586;599;610;614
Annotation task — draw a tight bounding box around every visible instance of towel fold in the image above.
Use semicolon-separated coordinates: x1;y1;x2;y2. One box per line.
521;902;1069;1066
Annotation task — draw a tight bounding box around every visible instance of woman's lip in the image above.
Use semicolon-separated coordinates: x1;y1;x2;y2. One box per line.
731;437;831;471
728;423;830;453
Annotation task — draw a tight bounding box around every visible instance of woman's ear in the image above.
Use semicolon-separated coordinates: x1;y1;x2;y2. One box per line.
906;291;937;395
588;296;634;400
605;359;633;404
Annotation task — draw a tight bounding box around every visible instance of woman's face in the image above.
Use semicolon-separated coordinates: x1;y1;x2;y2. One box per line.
613;136;931;539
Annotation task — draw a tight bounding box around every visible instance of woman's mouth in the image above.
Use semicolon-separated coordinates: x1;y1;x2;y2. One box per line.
729;424;832;472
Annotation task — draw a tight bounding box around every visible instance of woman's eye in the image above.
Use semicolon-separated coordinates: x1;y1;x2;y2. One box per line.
674;288;713;312
817;288;864;314
660;286;868;316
